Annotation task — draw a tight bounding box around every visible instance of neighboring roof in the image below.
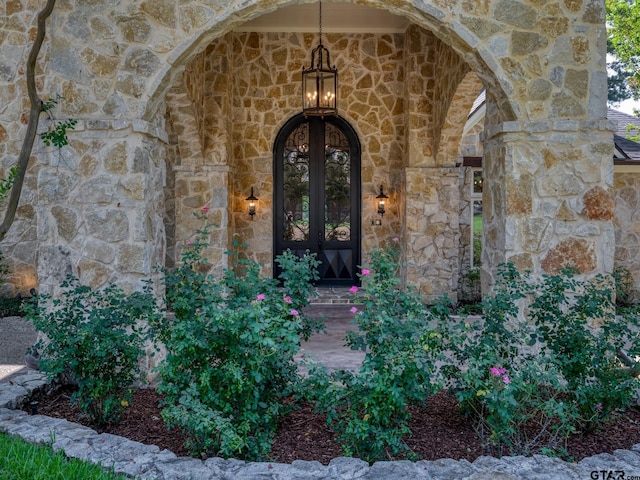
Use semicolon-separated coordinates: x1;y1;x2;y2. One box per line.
609;108;640;162
614;134;640;162
463;94;640;162
609;108;640;138
468;89;486;120
462;91;640;162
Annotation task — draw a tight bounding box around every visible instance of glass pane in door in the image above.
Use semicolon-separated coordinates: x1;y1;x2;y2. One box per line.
324;123;351;241
282;123;310;241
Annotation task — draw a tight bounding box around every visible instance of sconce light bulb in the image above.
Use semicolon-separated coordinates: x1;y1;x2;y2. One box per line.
246;187;258;219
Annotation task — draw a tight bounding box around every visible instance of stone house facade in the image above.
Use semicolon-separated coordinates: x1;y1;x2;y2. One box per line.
458;101;640;302
0;0;624;302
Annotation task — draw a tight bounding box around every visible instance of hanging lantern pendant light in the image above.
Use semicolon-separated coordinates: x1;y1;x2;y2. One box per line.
302;1;338;117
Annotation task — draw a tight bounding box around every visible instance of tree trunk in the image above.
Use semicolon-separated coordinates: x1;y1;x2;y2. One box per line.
0;0;57;241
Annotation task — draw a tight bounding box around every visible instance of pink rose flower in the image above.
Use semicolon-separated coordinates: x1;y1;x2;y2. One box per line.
361;269;370;276
256;293;265;301
202;206;210;212
290;309;299;316
349;286;358;293
284;295;292;304
350;306;358;314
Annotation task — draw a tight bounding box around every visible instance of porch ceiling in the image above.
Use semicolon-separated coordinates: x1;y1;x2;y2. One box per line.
234;2;409;33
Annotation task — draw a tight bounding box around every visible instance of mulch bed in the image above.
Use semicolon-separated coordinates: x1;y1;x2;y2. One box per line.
24;385;640;465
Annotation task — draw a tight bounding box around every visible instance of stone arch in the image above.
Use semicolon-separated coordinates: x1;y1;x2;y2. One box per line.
436;72;485;166
140;0;519;125
115;0;610;297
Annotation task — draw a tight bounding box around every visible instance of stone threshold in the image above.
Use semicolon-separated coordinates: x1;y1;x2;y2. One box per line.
2;372;640;479
310;286;357;304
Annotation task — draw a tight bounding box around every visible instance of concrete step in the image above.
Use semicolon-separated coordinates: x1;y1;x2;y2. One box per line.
309;287;357;304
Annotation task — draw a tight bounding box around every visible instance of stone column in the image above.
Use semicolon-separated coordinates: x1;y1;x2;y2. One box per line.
481;120;616;290
173;165;230;277
36;121;168;296
404;167;461;302
166;35;232;274
402;25;464;301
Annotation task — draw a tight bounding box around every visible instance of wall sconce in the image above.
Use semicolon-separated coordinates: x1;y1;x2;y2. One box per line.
376;185;388;218
246;187;258;219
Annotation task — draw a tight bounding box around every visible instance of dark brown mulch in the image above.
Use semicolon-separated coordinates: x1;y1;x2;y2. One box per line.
25;386;640;464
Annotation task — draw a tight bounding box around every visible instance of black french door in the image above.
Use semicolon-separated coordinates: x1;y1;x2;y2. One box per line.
273;114;361;285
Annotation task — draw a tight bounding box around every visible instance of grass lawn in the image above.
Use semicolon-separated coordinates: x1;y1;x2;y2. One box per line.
473;213;482;235
0;433;130;480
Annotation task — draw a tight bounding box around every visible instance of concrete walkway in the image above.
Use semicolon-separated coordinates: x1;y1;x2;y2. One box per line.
0;301;365;379
298;303;365;373
0;300;365;379
0;316;37;382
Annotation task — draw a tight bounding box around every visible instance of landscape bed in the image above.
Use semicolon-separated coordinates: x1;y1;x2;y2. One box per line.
27;384;640;465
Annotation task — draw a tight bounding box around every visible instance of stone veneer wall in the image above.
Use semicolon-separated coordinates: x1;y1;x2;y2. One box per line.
0;0;615;302
0;2;43;296
1;1;172;296
613;170;640;302
457;167;474;299
34;121;169;297
460;118;484;158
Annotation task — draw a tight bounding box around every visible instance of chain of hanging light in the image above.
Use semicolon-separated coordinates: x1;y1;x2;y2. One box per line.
301;1;338;117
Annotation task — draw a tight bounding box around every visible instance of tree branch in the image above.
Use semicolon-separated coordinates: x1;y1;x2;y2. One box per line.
617;348;640;377
0;0;57;241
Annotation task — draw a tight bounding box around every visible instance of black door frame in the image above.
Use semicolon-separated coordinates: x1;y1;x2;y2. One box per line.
273;113;361;286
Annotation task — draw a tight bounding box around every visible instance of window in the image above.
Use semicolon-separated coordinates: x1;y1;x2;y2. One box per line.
471;169;482;267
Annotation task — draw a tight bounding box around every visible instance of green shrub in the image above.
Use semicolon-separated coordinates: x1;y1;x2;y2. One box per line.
445;331;575;455
0;296;27;317
21;203;640;463
24;277;159;426
613;266;635;307
153;216;321;460
442;264;640;456
441;265;576;455
163;214;222;321
156;301;305;459
302;239;450;462
473;236;482;266
529;268;640;431
459;267;482;311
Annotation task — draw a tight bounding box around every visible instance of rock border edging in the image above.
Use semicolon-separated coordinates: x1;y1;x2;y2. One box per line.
2;372;640;479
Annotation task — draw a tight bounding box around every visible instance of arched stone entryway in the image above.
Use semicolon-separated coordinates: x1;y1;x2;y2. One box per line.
0;0;615;300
